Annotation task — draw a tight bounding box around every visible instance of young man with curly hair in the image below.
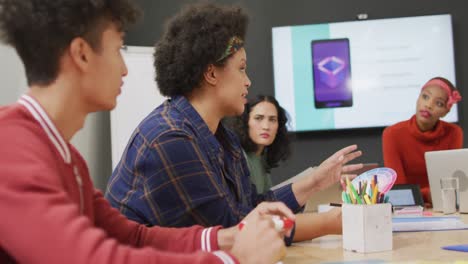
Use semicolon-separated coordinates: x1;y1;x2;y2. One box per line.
0;1;295;263
106;2;363;244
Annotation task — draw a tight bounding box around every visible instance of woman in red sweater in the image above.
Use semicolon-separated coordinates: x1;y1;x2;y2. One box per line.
382;77;463;205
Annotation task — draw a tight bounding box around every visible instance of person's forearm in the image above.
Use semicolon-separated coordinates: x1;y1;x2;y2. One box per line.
291;176;319;206
217;226;237;251
292;212;340;242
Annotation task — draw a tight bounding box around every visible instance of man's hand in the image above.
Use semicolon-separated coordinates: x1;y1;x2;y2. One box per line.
242;202;296;237
218;202;295;263
230;212;286;264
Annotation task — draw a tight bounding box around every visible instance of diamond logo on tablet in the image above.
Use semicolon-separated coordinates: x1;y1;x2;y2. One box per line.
317;56;346;88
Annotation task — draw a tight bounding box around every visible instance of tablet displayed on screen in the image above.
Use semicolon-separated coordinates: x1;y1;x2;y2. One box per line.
311;38;352;108
272;14;457;132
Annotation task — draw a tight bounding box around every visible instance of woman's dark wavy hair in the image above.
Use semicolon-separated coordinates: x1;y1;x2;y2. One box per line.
235;95;291;171
0;0;140;86
154;2;248;97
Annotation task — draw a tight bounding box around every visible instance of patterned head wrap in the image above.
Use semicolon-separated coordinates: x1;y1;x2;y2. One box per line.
421;79;462;109
216;36;244;62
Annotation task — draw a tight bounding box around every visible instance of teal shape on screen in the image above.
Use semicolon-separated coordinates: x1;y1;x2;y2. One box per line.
291;24;335;131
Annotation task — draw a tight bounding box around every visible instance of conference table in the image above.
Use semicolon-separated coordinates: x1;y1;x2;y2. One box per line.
284;213;468;263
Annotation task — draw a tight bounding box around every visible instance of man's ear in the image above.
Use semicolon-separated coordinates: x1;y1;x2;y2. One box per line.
68;37;93;72
203;64;218;86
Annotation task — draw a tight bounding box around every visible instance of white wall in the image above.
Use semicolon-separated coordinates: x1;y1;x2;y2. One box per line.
0;44;112;190
110;46;165;169
0;45;27;104
71;112;112;191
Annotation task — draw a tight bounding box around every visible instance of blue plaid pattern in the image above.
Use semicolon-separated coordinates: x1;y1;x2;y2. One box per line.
105;96;300;228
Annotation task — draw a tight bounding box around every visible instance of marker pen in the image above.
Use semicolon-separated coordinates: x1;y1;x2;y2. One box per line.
272;216;295;231
238;217;295;232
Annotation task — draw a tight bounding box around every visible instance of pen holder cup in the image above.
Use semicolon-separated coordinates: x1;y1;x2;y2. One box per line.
342;203;392;253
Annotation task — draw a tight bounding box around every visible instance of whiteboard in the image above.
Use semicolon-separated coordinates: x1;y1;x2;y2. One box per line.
110;46;167;169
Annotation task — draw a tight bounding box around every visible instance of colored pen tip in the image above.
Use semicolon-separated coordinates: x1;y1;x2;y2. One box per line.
282;218;295;229
238;221;246;230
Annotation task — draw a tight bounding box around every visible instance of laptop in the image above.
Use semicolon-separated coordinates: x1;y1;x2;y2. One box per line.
425;149;468;213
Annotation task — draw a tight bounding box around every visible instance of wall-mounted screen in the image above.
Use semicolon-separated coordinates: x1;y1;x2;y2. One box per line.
272;14;457;132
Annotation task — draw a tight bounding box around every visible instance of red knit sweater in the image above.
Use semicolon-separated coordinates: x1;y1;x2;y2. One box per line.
0;95;237;264
382;115;463;203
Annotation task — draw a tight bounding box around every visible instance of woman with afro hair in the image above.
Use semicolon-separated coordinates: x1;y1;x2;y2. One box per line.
107;2;363;244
